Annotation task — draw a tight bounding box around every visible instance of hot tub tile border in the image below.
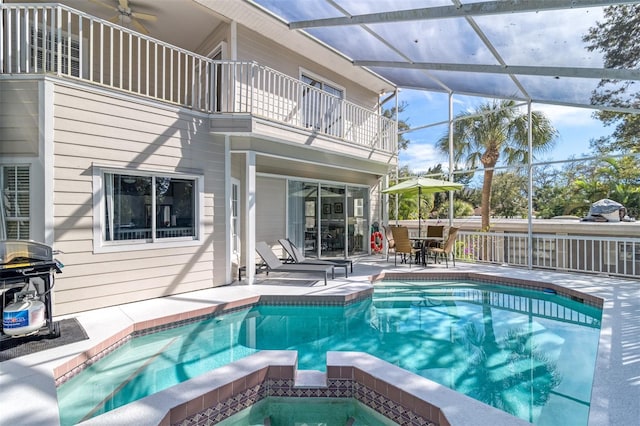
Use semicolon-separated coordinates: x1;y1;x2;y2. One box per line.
172;376;438;426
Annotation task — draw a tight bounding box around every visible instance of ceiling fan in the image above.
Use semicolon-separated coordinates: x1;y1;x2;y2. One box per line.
90;0;157;34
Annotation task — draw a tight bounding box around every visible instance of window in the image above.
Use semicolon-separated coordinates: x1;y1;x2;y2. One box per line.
1;165;30;240
31;28;82;77
301;72;344;137
101;171;199;245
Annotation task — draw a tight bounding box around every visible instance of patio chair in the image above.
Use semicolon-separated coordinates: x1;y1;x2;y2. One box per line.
389;226;421;267
382;225;396;262
427;227;459;268
278;238;351;277
425;225;445;248
255;241;335;285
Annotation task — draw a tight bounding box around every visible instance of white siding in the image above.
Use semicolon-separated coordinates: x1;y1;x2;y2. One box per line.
0;80;40;156
51;83;225;315
255;176;286;253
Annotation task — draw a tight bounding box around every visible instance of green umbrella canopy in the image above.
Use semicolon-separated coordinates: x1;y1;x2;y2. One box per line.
382;177;464;237
382;177;463;195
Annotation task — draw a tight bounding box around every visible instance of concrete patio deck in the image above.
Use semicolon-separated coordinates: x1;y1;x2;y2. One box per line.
0;255;638;425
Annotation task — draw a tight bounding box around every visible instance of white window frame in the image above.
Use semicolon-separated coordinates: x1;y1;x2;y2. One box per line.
92;166;204;253
0;164;31;240
299;68;345;98
299;68;345;136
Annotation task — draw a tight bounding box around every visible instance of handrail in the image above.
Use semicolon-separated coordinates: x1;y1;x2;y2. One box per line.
453;230;639;278
0;3;397;153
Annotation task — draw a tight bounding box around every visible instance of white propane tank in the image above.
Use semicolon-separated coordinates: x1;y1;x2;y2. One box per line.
2;295;46;337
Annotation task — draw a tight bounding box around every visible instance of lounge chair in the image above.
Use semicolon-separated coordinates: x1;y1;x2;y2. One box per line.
255;241;334;285
389;226;421;267
427;227;460;268
278;238;351;277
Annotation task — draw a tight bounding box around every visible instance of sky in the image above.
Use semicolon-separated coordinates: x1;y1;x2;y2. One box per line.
395;89;614;175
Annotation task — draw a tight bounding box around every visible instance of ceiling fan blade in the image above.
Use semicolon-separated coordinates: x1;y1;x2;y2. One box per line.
107;14;120;24
131;12;157;22
118;0;129;10
131;19;149;35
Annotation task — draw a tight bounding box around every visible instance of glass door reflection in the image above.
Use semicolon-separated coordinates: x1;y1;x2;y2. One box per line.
320;184;345;257
347;187;369;256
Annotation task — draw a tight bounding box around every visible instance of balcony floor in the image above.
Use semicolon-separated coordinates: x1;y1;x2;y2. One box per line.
1;256;637;426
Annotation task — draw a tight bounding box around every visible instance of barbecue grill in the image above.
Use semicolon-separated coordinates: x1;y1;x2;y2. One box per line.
0;240;63;339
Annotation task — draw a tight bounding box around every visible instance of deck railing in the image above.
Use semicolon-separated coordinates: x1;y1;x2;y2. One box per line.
439;229;639;278
0;3;396;152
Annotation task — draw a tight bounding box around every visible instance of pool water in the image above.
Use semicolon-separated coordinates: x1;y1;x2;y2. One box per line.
57;281;602;426
217;397;395;425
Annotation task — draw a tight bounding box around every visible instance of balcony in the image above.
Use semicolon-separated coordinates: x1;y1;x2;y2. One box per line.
0;3;397;154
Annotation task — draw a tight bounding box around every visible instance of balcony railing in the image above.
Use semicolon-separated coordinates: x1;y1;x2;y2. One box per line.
0;3;396;153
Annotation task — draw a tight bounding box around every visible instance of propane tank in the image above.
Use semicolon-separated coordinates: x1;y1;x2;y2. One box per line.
2;292;45;337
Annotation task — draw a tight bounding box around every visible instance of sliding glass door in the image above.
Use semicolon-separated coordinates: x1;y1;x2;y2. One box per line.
347;186;369;256
287;180;369;258
287;181;319;258
320;184;345;257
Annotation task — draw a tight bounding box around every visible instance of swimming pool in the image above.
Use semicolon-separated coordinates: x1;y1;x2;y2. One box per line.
57;280;601;425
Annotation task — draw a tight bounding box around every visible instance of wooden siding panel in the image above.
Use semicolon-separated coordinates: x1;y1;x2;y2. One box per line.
51;84;225;316
56;280;214;314
57;264;214;295
0;80;40;156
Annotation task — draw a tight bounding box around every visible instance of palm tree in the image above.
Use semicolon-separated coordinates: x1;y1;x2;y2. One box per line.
437;100;557;231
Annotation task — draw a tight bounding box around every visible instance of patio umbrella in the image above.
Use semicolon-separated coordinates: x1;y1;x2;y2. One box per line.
382;177;464;237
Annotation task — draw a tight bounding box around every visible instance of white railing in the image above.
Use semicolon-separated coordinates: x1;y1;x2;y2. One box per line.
214;61;397;150
0;3;396;153
454;230;639;278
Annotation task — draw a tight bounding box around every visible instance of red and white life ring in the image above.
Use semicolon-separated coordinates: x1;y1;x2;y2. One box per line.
371;231;383;252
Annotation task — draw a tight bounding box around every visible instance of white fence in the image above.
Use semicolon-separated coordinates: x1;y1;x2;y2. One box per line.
455;230;639;278
0;3;396;152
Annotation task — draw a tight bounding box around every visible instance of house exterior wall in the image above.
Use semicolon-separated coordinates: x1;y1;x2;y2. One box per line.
193;20;231;58
0;3;396;314
255;176;286;250
0;80;40;156
49;80;226;315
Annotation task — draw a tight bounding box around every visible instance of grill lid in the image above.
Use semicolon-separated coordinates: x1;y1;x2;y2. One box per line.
0;240;53;267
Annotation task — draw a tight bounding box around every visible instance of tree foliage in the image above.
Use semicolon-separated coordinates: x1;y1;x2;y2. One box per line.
583;4;640;153
383;101;412;151
491;172;528;218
